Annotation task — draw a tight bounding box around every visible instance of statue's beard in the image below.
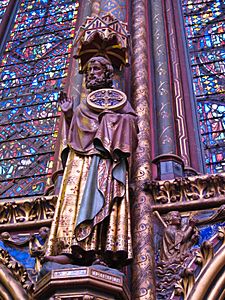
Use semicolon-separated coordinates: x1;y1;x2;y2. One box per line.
86;75;108;91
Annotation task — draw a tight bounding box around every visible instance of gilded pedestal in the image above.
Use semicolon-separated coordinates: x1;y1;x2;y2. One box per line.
34;267;130;300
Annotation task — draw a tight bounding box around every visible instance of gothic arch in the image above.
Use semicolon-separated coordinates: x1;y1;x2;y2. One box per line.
188;244;225;300
0;264;28;300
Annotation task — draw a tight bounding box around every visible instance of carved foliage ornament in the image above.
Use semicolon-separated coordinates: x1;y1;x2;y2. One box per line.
0;196;57;225
0;247;34;293
145;173;225;204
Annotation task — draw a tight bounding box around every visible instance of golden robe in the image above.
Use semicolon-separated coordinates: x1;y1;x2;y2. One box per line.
48;99;138;267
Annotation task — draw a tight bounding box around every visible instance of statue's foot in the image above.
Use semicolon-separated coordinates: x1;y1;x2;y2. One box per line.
43;255;73;265
92;257;108;267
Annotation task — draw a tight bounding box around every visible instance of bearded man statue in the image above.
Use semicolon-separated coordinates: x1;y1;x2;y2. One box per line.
45;56;138;268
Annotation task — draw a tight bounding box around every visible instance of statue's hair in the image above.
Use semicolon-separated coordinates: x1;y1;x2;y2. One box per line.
85;56;114;88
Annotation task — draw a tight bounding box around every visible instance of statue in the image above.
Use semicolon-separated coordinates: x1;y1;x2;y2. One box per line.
45;56;138;268
0;228;50;273
155;211;199;299
29;227;50;272
159;211;199;263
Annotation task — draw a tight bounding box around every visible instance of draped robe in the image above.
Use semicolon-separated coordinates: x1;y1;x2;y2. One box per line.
50;99;138;266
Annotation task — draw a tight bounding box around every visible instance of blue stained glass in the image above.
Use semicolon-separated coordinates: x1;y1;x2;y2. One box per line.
182;0;225;174
0;102;59;126
0;240;35;269
194;221;225;248
100;0;126;21
0;0;79;198
19;0;77;12
0;0;10;24
1;176;48;198
0;153;54;181
12;36;63;60
0;0;79;196
0;117;59;142
0;92;58;110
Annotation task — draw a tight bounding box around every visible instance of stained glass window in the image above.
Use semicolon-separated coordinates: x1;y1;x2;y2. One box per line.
0;0;79;199
182;0;225;173
100;0;126;21
0;0;10;25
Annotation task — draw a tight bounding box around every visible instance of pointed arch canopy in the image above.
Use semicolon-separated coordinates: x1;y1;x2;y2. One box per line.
0;264;28;300
188;244;225;300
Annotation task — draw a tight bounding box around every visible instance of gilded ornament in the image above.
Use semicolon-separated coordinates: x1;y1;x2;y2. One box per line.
156;211;198;299
0;248;34;293
0;196;56;227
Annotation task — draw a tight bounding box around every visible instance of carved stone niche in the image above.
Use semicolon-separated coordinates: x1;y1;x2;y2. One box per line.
33;267;130;300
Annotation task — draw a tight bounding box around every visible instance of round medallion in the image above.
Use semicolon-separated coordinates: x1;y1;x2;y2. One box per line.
87;88;127;111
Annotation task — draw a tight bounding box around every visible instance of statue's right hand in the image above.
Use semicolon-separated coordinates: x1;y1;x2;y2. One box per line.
58;91;73;112
42;255;52;263
188;217;197;227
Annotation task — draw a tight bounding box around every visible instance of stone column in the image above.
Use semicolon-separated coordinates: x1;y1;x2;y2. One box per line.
0;0;20;56
131;1;156;299
165;0;204;174
150;0;184;180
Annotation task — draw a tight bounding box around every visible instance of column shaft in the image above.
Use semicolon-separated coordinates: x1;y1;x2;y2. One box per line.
151;0;176;155
131;1;155;299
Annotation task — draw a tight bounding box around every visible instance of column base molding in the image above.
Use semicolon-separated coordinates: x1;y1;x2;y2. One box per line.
153;154;184;180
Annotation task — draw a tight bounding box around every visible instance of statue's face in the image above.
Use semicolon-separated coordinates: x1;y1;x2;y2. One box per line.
86;60;106;91
170;211;181;226
39;227;49;240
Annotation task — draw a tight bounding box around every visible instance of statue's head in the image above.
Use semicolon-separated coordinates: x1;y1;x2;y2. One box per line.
167;211;181;226
85;56;114;91
39;226;50;240
0;232;10;240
